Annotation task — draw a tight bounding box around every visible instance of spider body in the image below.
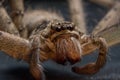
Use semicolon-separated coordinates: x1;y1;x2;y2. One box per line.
29;19;82;64
26;13;108;79
0;0;120;80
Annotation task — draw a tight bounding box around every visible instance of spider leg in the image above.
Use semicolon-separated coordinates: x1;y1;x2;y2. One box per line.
97;22;120;47
72;36;108;74
89;0;117;8
92;3;120;36
68;0;87;33
30;36;45;80
0;31;31;61
79;34;98;56
0;1;19;36
9;0;28;38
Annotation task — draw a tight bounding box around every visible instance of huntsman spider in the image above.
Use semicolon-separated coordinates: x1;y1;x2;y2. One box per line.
0;0;120;80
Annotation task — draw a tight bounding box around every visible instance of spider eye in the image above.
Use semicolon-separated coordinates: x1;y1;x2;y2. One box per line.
51;21;75;32
56;26;61;32
51;26;61;32
67;26;74;31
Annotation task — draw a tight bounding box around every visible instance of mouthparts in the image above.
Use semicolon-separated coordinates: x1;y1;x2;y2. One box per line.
53;33;82;65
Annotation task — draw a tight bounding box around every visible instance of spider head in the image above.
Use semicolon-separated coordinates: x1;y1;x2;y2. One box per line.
41;20;82;64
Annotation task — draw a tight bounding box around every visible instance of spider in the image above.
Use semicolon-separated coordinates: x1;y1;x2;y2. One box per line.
0;0;120;80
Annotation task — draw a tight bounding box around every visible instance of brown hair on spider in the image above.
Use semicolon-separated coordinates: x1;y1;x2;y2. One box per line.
41;20;82;65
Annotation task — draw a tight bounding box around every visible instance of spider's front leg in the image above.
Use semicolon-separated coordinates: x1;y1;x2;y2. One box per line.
72;35;108;74
29;36;45;80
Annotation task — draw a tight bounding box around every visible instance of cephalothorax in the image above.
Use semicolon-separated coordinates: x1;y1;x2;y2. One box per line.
28;20;108;79
0;0;120;80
